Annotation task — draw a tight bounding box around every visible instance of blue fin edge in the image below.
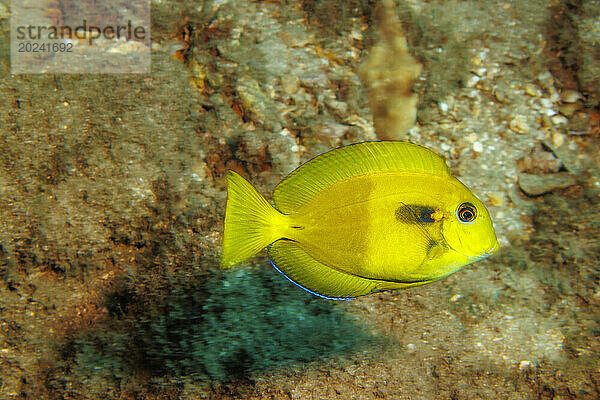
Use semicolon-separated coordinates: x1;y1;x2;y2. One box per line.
268;258;354;301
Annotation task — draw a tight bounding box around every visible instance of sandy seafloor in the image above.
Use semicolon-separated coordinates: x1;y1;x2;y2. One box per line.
0;0;599;398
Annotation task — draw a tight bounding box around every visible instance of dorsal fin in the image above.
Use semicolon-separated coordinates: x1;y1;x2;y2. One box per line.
272;141;451;213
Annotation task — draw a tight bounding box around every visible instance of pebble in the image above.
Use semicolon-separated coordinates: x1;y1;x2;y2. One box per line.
281;74;299;95
551;114;568;125
493;81;511;103
524;83;541;97
536;71;554;91
450;294;462;302
473;141;483;152
552;132;565;148
106;40;148;55
519;360;531;370
518;172;577;196
487;192;505;207
560;89;583;103
539;98;554;109
474;67;487;77
568;112;591;133
559;102;581;118
541;139;581;173
549;88;560;103
466;75;480;88
509;115;529;134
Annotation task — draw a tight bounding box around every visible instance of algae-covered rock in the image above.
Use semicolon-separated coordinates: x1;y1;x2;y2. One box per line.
518;172;577;196
179;0;373;183
577;1;600;107
0;55;211;272
546;0;600;108
236;75;283;131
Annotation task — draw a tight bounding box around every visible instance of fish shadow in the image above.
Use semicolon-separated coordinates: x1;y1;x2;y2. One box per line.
66;262;375;386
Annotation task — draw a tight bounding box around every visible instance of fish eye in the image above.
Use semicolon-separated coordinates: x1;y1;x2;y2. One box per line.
456;202;477;224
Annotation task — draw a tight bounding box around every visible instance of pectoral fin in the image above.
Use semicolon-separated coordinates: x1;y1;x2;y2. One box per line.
425;240;448;261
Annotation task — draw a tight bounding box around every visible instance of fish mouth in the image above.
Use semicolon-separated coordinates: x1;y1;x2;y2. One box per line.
443;230;500;262
468;242;499;261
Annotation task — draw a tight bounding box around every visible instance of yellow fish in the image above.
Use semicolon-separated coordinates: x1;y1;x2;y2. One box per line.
221;141;498;300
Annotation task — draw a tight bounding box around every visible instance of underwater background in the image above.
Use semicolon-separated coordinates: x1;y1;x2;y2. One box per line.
0;0;599;398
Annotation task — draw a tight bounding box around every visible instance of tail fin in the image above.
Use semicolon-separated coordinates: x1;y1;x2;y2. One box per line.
221;170;287;268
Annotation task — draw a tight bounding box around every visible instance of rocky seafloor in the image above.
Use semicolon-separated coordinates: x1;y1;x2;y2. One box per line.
0;0;599;398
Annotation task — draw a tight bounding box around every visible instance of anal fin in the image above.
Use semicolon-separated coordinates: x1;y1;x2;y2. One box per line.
268;240;426;299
